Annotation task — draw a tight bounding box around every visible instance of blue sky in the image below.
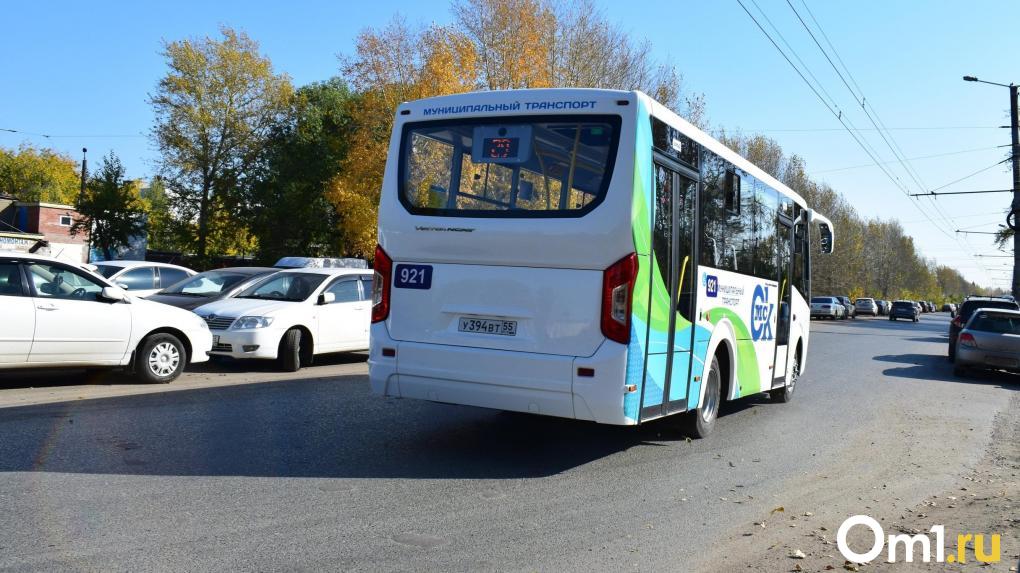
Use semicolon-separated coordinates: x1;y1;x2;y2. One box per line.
2;1;1017;287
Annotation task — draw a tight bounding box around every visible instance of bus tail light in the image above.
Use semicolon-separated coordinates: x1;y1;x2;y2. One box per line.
601;253;638;344
372;244;392;323
958;332;976;348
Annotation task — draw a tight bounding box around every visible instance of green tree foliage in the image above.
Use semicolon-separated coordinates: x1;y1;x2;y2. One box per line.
150;26;293;262
0;144;80;204
140;177;188;252
71;152;145;261
249;79;356;262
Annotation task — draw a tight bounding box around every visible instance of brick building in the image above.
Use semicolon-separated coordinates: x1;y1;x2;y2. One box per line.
0;196;88;263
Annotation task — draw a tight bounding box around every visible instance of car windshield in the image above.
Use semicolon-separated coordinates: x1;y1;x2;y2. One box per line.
92;264;121;278
969;313;1020;334
160;271;258;297
236;273;327;302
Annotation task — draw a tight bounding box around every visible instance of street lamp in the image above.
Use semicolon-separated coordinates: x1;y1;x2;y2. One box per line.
963;75;1020;300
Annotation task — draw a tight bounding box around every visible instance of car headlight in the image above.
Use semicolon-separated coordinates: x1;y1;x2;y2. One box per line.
231;316;275;330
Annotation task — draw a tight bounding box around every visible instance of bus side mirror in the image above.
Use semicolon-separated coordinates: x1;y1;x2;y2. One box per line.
818;223;834;254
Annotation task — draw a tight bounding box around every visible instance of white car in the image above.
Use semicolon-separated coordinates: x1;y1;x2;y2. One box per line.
194;268;372;371
0;252;212;383
91;260;196;298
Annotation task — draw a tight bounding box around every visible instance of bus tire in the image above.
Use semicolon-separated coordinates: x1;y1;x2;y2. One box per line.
770;351;799;403
278;328;303;372
684;356;721;439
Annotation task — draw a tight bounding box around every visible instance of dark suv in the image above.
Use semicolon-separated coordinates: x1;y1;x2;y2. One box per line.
889;300;919;322
949;297;1020;360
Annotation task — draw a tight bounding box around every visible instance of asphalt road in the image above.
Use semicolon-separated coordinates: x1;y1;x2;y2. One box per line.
0;313;1016;571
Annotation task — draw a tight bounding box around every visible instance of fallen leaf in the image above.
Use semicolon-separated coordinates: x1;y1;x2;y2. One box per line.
771;506;785;514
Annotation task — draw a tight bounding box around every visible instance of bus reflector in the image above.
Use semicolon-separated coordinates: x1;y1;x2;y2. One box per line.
577;367;595;377
625;384;637;393
601;253;637;344
372;245;392;323
382;347;396;357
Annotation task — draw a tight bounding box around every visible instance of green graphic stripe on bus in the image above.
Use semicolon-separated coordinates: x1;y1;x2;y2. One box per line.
705;307;761;398
624;98;655;422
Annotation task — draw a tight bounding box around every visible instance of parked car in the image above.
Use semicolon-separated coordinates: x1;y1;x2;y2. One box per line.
875;300;889;316
147;267;279;310
810;296;844;320
194;267;372;371
0;252;211;383
953;308;1020;377
854;297;878;316
948;296;1020;361
91;260;196;298
836;296;856;319
889;300;919;322
942;302;957;317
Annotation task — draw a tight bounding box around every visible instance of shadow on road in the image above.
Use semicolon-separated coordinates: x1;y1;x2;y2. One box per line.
0;371;776;480
0;352;369;391
874;352;1020;389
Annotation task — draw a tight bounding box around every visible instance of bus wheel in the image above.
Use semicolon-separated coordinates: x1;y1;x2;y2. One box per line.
684;356;721;438
770;352;799;403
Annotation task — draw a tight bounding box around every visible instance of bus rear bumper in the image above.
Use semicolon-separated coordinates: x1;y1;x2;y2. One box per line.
369;325;632;425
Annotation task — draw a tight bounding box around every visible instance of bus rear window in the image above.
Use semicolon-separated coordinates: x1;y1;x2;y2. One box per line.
399;115;621;217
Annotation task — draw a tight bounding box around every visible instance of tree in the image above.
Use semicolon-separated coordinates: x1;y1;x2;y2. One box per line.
71;152;145;261
150;26;293;262
0;144;80;204
141;177;187;252
250;78;357;262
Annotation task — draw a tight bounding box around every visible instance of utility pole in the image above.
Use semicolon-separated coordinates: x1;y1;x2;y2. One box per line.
1010;84;1020;301
963;76;1020;299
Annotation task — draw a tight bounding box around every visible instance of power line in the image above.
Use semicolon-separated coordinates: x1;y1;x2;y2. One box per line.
0;127;145;139
749;126;1003;133
811;145;1007;174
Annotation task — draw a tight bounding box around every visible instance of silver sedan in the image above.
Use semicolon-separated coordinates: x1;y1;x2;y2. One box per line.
954;308;1020;377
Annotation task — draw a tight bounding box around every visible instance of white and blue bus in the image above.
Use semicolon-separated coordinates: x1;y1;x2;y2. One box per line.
369;89;834;436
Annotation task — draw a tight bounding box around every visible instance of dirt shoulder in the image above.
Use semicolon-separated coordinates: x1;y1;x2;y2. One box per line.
705;392;1019;572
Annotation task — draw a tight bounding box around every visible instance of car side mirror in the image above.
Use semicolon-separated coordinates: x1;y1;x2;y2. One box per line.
101;286;128;302
117;282;130;290
318;292;336;305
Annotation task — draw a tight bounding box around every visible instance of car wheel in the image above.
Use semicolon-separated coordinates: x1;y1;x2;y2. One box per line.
770;351;799;403
948;344;956;362
683;356;721;438
136;333;186;384
278;328;303;372
953;365;968;377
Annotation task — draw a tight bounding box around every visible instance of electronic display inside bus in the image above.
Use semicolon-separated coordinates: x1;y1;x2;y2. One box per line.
482;137;519;159
472;125;532;164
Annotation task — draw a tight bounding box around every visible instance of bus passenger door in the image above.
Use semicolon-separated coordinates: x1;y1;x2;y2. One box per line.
640;159;697;420
772;217;793;384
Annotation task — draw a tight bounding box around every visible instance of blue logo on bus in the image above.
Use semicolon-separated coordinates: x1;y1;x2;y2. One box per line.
751;285;774;341
705;274;718;298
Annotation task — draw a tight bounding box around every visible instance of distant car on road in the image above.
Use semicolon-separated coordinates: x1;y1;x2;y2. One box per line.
147;267;279;311
854;297;878;316
0;252;211;383
836;296;856;319
948;296;1020;361
876;300;889;316
92;260;196;298
889;300;919;322
942;303;956;316
811;296;844;320
953;308;1020;377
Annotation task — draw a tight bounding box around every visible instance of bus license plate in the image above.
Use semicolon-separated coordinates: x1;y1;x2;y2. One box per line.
458;317;517;336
